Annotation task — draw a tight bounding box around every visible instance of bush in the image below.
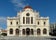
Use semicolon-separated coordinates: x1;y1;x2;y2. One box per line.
1;33;7;36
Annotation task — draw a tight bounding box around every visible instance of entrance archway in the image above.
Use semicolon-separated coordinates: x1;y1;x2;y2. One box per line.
26;28;30;35
22;29;25;35
10;28;13;34
15;29;19;35
37;28;41;35
43;28;47;34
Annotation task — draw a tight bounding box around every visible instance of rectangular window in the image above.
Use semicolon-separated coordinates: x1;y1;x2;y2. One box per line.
31;17;33;24
26;17;30;24
23;17;25;24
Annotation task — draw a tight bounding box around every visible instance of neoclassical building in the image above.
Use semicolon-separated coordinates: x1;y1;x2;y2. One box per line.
7;6;49;36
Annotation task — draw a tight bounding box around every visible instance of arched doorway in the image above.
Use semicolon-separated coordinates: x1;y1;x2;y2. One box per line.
43;28;47;34
10;28;13;34
37;28;41;35
26;28;30;35
15;29;19;35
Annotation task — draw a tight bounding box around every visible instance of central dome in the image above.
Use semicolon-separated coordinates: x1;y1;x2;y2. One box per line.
24;6;32;9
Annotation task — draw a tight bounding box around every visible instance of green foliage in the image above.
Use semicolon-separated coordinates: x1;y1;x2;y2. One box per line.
1;33;7;36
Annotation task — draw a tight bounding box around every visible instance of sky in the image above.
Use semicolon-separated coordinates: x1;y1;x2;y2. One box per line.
0;0;56;29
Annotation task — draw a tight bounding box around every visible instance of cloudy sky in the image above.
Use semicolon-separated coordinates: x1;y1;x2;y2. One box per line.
0;0;56;29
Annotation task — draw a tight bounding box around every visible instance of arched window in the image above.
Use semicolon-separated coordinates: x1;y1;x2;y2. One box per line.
10;28;13;34
44;22;46;25
16;21;18;25
15;29;19;35
26;17;30;24
26;28;30;35
10;21;12;25
38;21;39;25
31;17;33;24
43;28;47;34
23;17;25;24
37;28;41;35
31;29;34;35
22;29;25;35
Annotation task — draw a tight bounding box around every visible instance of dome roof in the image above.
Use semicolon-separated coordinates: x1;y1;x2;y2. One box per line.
24;6;32;9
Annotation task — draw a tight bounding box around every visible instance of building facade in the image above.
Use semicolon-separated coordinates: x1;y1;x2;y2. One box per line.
7;6;49;36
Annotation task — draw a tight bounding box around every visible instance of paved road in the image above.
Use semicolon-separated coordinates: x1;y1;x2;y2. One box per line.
0;36;56;40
